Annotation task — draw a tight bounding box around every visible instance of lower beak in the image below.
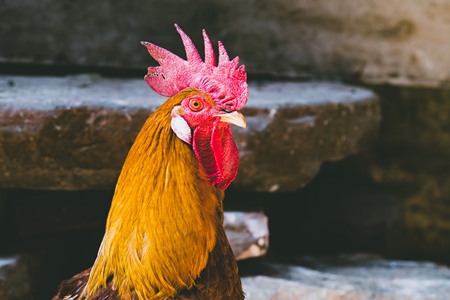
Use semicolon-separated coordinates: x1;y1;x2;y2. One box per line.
216;111;247;128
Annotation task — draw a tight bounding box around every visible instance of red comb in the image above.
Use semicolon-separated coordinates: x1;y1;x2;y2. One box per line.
141;24;248;111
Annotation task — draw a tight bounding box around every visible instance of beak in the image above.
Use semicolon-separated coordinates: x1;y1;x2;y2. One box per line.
215;111;247;128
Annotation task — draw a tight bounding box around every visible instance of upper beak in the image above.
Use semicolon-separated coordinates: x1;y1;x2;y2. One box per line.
215;111;247;128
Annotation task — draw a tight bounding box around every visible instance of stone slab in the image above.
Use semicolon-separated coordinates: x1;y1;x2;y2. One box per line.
223;212;269;260
0;75;380;191
241;254;450;300
1;1;450;87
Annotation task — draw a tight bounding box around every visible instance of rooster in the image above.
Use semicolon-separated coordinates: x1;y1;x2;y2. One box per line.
53;24;247;300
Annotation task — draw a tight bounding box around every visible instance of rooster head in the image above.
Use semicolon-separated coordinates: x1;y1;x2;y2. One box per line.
141;24;248;190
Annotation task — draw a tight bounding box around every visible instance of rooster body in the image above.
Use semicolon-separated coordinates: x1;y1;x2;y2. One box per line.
53;26;247;300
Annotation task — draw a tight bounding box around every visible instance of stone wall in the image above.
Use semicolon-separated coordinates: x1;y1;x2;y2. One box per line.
367;85;450;262
2;0;450;86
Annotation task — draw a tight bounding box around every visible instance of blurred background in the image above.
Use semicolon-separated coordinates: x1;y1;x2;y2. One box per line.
1;1;450;299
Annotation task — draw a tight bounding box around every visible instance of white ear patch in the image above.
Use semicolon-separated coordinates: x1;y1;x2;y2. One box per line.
171;106;192;144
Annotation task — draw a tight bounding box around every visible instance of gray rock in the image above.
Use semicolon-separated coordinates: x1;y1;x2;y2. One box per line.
1;1;449;86
0;75;380;191
223;212;269;260
0;255;38;300
232;81;380;191
242;254;450;300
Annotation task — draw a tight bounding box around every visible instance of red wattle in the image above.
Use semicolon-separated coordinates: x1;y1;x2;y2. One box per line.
192;119;239;190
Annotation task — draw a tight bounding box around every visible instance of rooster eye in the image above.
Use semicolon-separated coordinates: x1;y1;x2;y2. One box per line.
189;99;203;111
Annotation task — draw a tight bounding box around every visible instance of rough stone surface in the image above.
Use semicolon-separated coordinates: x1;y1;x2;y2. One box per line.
223;212;269;260
241;254;450;300
361;85;450;262
0;254;38;300
1;1;450;87
0;75;380;192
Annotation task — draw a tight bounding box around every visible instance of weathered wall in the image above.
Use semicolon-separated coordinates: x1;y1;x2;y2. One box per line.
366;85;450;262
2;0;450;86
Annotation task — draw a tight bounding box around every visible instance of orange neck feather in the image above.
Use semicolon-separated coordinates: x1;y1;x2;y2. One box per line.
83;89;223;300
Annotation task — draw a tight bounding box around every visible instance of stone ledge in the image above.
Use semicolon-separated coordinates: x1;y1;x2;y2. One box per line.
0;75;380;192
242;254;450;300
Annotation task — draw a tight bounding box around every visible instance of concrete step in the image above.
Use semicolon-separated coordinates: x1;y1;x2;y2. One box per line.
241;254;450;300
0;75;380;192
